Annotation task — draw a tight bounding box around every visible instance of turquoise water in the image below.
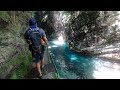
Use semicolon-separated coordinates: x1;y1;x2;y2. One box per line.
48;40;120;79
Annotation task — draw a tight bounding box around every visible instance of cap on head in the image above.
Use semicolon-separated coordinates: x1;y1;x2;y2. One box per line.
29;18;37;26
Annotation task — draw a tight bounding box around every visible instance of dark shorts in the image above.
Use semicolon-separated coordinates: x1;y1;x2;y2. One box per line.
30;45;46;64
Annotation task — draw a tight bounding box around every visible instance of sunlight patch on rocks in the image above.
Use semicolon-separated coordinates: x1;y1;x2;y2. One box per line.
99;53;120;60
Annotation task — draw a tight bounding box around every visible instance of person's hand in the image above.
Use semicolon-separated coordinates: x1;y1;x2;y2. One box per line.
41;39;45;45
46;43;49;46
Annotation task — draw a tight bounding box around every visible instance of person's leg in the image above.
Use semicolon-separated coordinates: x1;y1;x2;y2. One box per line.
35;53;42;78
40;51;45;69
40;45;46;68
36;62;42;76
41;58;44;67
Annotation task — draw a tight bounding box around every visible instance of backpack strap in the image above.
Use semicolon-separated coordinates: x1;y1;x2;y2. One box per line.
28;27;38;40
30;27;42;40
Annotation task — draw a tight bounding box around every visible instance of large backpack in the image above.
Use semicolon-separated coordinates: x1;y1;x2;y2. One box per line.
28;28;42;53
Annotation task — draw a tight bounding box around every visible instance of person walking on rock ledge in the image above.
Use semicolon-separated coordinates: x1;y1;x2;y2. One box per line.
24;18;48;79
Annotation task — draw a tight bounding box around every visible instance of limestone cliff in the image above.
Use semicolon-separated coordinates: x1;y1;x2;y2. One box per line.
0;11;34;78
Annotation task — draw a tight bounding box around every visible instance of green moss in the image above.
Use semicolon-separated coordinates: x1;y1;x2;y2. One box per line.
0;49;32;79
10;51;32;79
0;11;36;79
55;73;61;79
11;73;17;79
0;11;10;22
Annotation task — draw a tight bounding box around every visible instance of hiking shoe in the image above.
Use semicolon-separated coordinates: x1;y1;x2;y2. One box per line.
37;75;42;79
39;76;43;79
37;73;43;79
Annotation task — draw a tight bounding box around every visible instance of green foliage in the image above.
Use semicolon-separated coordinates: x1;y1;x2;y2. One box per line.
0;49;32;79
10;51;32;79
0;11;10;22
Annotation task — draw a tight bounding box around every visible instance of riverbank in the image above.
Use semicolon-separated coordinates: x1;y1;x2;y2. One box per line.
68;42;120;61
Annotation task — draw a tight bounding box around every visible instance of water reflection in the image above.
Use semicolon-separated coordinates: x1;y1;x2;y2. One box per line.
53;40;65;46
52;45;58;47
93;58;120;79
52;35;65;46
70;54;78;61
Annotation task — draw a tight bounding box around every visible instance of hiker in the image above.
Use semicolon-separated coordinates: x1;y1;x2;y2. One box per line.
24;18;48;79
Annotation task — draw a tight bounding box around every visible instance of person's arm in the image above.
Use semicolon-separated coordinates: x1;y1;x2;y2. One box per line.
43;36;48;46
41;29;48;46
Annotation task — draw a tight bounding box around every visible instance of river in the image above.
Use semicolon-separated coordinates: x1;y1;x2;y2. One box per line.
48;40;120;79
